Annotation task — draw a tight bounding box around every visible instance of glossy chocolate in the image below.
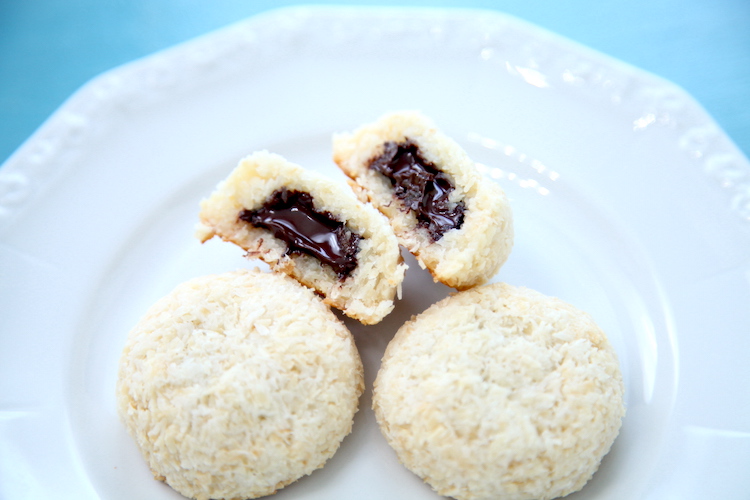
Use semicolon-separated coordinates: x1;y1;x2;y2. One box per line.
369;141;465;240
239;189;361;278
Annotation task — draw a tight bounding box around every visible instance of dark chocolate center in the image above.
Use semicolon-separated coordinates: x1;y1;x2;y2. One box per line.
369;140;465;241
239;189;361;278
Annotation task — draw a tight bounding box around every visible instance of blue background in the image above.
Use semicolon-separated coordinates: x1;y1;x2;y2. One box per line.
1;0;749;165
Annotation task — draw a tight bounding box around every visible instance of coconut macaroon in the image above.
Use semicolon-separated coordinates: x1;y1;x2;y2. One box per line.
333;111;513;290
116;269;364;500
373;283;625;500
196;151;407;325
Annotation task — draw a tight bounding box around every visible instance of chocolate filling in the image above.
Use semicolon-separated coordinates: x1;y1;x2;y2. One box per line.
239;189;361;278
369;140;465;241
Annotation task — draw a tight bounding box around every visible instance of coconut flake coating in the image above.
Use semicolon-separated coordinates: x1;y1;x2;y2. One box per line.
373;283;625;500
116;269;364;500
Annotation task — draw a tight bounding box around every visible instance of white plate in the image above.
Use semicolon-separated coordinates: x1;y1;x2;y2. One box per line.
1;6;750;499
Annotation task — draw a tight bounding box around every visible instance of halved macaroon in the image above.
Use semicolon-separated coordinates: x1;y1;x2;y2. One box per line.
333;111;513;290
196;151;406;324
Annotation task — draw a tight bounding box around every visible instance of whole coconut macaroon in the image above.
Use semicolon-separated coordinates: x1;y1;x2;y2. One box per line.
373;282;625;500
116;268;364;500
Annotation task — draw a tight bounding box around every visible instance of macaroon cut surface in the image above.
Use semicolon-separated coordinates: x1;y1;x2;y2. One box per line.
116;269;364;500
373;283;625;500
332;111;514;290
196;150;407;325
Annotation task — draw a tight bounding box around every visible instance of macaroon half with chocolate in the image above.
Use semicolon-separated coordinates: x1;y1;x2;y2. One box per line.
333;111;513;290
196;151;407;325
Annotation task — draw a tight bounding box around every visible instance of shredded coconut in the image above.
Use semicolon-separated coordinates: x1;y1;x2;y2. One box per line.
116;269;364;500
373;282;625;500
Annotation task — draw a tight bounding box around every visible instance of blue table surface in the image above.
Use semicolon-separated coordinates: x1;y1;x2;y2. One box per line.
1;0;749;165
